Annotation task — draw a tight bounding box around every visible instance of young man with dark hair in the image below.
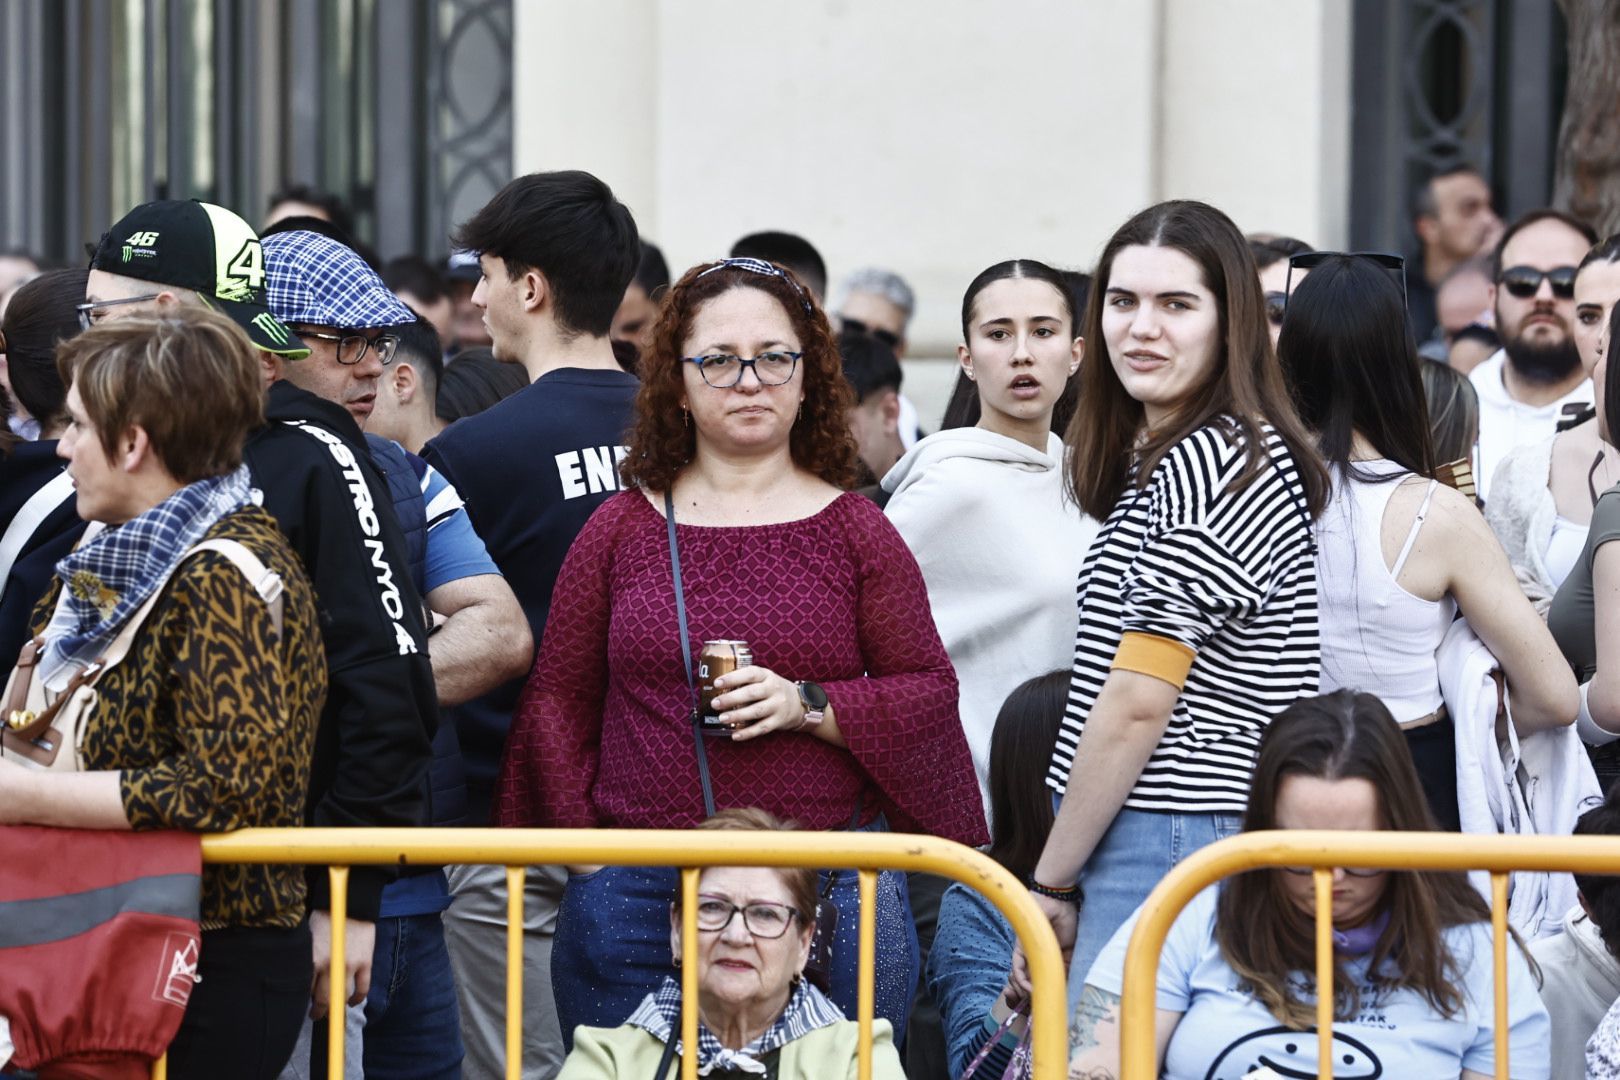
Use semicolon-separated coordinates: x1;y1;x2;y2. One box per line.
1469;208;1600;500
1409;164;1503;342
382;255;457;352
730;229;827;301
367;316;447;454
266;183;356;237
609;238;669;355
1532;787;1620;1080
422;169;641;1080
840;330;906;499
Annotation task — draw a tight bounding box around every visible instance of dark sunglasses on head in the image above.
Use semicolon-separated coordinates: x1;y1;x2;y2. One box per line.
840;317;901;350
1498;264;1577;300
1283;251;1407;322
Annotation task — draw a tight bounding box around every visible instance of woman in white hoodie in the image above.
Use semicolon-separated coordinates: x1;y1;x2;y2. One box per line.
883;259;1096;810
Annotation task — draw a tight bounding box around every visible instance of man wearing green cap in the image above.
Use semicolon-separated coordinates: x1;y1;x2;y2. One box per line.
84;200;438;1074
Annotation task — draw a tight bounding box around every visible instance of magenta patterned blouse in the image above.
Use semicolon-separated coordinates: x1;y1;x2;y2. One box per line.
495;490;987;844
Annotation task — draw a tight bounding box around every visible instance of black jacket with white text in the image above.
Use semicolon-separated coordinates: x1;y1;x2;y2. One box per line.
244;380;437;920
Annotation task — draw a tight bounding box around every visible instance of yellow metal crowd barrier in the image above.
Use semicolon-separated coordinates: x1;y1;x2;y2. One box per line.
149;827;1068;1080
1119;830;1620;1080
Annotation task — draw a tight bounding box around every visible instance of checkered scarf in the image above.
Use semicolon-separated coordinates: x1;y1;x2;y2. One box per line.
627;975;845;1075
38;466;254;691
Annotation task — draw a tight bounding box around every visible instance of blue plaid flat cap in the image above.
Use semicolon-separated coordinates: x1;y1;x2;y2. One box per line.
262;230;417;329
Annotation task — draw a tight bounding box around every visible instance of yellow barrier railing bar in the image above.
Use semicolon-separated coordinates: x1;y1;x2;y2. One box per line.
1313;869;1332;1079
1121;830;1620;1079
680;866;700;1080
1491;872;1509;1080
506;865;524;1080
147;828;1065;1079
858;869;877;1080
328;866;348;1080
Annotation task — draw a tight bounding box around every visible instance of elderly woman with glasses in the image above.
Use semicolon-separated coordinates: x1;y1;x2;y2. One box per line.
558;809;905;1078
1068;691;1550;1080
495;257;985;1047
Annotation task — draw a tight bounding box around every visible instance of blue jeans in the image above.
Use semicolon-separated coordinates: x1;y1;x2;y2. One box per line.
552;860;918;1049
311;913;464;1080
1062;803;1241;1010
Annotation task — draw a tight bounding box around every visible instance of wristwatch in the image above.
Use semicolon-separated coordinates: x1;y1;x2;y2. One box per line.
795;681;828;729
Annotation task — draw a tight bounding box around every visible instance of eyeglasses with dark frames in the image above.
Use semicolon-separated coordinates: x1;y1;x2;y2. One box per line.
291;327;401;366
76;295;165;330
682;350;803;388
692;896;802;939
1282;251;1407;324
1497;265;1577;301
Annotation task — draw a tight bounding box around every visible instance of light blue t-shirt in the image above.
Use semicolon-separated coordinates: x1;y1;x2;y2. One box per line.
1087;887;1550;1080
418;461;499;591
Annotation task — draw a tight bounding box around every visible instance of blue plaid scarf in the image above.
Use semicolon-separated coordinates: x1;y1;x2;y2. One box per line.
627;975;845;1075
38;466;254;690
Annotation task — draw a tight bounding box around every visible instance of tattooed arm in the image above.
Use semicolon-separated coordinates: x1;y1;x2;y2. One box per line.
1067;983;1182;1080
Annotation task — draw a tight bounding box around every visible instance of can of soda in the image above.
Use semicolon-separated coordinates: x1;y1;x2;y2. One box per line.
699;640;753;730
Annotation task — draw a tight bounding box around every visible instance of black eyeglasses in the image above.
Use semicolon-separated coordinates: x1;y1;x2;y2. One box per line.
840;316;901;350
682;350;802;388
1283;251;1407;322
1498;265;1577;301
291;327;401;366
76;295;164;330
692;896;802;939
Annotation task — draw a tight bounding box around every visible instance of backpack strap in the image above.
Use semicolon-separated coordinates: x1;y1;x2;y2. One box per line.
187;539;285;640
0;470;75;604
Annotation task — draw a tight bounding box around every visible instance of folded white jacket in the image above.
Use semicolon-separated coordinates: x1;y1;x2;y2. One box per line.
1438;617;1601;939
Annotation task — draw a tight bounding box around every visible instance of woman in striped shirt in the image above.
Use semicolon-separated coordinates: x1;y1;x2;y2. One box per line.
1014;200;1330;1006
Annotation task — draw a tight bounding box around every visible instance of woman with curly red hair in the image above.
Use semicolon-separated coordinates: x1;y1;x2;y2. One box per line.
494;257;985;1047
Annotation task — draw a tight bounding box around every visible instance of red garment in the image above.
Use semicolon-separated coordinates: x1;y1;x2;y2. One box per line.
0;826;200;1077
495;491;987;844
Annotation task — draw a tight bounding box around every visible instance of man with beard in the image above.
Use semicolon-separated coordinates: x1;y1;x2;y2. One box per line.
1470;209;1599;503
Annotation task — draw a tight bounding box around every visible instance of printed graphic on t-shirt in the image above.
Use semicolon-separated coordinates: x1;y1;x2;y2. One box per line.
1205;1024;1382;1080
556;445;630;499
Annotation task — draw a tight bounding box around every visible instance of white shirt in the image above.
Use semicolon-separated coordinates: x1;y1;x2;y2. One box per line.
1470;350;1593;503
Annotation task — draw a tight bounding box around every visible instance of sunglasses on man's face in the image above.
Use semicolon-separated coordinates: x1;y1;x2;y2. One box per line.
1497;264;1577;301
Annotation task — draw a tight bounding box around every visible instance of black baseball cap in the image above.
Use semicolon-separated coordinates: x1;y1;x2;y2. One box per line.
89;200;310;358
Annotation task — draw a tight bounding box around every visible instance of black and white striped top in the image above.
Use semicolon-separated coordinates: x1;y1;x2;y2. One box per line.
1047;421;1319;813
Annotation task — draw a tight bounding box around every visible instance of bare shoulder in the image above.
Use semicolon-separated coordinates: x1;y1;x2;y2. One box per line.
1423;482;1498;545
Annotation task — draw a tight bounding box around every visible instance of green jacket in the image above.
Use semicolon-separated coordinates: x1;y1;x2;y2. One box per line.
557;1019;906;1080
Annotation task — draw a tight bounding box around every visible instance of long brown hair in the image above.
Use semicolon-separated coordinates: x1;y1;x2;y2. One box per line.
619;260;858;493
1064;200;1328;520
1215;691;1498;1028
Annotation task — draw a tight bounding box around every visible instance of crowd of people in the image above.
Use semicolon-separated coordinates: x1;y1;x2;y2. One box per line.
2;161;1620;1080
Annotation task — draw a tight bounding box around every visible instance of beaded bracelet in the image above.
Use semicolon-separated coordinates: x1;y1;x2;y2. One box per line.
1028;878;1083;905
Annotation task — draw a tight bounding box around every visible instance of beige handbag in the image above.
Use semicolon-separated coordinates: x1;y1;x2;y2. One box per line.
0;538;284;771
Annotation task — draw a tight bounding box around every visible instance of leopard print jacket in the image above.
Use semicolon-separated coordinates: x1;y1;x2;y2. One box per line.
33;505;326;929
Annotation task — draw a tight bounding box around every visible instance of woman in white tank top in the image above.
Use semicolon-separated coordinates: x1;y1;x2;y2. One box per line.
1279;254;1577;829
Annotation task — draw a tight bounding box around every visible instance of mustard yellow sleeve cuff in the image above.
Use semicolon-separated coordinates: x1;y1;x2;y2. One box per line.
1111;631;1195;689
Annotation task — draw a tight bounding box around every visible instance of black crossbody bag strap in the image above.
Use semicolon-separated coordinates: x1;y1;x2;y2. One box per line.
666;489;717;818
